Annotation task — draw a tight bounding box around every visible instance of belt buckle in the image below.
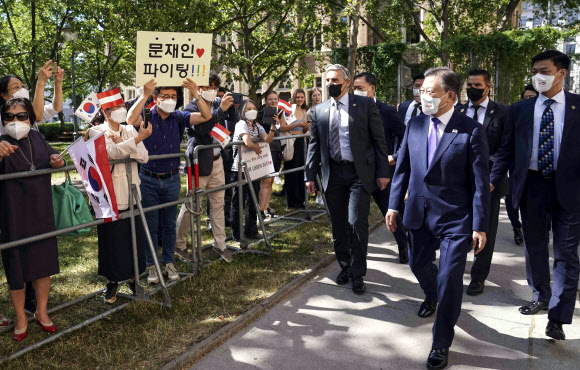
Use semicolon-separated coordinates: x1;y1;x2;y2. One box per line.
157;173;162;180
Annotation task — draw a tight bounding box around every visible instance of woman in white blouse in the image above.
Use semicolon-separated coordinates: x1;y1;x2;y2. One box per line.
87;102;151;303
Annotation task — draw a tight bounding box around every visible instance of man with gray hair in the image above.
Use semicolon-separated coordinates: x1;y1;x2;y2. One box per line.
305;63;390;294
387;67;489;369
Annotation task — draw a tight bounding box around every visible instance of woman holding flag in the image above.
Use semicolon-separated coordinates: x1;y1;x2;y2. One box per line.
0;97;65;341
85;90;152;304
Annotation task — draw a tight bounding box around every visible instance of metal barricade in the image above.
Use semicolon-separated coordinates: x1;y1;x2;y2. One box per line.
0;153;198;363
190;133;329;265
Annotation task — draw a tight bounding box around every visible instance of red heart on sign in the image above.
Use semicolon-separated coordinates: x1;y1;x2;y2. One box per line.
196;48;205;58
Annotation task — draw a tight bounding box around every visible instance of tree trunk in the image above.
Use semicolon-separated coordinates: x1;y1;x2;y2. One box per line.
347;2;361;84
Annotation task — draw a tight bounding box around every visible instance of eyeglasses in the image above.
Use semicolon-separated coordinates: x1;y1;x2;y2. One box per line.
158;94;178;100
9;85;28;94
2;112;29;122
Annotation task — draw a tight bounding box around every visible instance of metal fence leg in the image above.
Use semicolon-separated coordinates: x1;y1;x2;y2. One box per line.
132;184;172;308
315;174;330;218
188;194;198;273
241;161;271;251
303;136;311;221
237;152;244;248
126;163;144;298
195;191;204;267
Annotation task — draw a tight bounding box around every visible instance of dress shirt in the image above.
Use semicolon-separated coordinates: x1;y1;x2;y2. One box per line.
466;96;489;125
389;107;454;214
404;100;420;125
329;93;353;162
529;89;565;171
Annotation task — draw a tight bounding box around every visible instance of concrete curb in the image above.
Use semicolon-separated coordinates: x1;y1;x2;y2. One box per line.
160;218;386;370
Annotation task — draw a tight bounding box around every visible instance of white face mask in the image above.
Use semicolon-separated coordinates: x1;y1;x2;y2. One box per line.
421;92;449;116
109;107;128;123
5;121;31;140
532;71;562;93
12;87;30;100
354;89;368;97
201;90;217;102
413;88;421;97
245;110;258;121
158;99;177;113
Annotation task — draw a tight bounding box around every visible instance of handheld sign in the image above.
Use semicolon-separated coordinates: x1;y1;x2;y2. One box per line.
136;31;213;87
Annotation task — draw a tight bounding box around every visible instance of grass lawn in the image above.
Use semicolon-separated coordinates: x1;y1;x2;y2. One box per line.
0;148;385;368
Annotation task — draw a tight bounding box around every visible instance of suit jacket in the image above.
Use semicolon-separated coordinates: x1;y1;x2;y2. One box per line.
376;100;406;155
491;91;580;212
456;99;508;197
389;110;490;235
397;99;414;123
305;94;390;193
184;98;236;177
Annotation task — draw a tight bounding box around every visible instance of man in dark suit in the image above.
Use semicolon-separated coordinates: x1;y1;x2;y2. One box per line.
398;72;425;125
305;64;390;294
387;67;489;369
456;68;507;296
353;71;409;264
491;50;580;340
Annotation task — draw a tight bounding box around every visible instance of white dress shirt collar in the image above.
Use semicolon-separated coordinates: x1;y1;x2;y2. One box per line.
469;96;489;109
332;93;349;107
538;89;565;106
432;106;455;126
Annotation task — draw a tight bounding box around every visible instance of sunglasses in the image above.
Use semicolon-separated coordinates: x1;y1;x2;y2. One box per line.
2;112;29;122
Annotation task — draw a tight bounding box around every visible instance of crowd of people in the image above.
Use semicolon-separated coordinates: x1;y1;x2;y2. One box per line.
0;49;578;370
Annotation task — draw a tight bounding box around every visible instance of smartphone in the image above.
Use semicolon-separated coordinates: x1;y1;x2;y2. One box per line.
48;62;57;77
143;108;152;129
262;106;277;125
232;93;244;105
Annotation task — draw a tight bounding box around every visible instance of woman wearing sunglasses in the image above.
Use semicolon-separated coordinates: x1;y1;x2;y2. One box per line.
0;97;65;341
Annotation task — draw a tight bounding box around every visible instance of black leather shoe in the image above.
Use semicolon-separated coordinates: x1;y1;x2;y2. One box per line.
466;280;484;296
418;299;438;318
352;276;366;294
546;320;565;340
426;347;449;369
514;228;524;245
336;267;351;285
398;244;409;264
519;300;548;315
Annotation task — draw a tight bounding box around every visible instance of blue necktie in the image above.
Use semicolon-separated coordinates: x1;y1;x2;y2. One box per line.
538;99;555;176
427;118;440;167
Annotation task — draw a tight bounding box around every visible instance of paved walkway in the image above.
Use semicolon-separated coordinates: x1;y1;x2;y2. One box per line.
192;204;580;369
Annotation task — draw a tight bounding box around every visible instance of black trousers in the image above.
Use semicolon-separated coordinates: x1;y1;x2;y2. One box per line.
505;194;522;229
324;161;371;277
230;172;261;240
371;182;408;250
284;136;306;208
470;187;501;282
520;172;580;323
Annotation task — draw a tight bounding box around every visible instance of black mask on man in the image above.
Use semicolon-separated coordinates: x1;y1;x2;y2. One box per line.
327;83;344;99
467;87;486;103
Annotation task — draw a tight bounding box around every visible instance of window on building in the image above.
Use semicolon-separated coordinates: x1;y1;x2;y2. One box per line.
316;33;322;50
565;44;576;55
315;77;322;88
278;76;292;90
522;1;527;10
126;88;136;101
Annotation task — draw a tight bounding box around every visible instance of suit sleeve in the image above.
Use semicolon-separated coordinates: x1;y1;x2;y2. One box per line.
486;104;506;156
387;107;406;149
469;125;490;232
368;101;390;179
388;121;411;212
304;107;321;182
490;104;516;186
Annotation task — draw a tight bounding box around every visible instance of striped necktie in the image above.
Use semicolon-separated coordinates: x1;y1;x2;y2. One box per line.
330;101;342;161
538;98;555;176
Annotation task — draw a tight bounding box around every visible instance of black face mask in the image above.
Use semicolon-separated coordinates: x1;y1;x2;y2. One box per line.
467;87;486;102
327;83;344;98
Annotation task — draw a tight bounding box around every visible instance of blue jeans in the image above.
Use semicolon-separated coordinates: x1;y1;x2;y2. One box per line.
139;172;181;266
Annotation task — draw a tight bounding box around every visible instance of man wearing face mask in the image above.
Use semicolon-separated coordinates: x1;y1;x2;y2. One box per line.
126;78;212;284
456;68;507;296
353;71;408;264
305;64;390;295
387;67;489;369
176;72;236;263
491;50;580;341
398;72;425;126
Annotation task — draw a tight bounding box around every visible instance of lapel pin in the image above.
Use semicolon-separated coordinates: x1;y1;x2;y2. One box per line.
490;110;494;114
460;108;465;112
352;104;356;107
573;106;576;110
452;129;458;133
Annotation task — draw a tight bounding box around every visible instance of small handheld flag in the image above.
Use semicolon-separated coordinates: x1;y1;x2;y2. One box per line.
277;99;293;117
75;93;101;123
210;123;231;149
97;88;124;110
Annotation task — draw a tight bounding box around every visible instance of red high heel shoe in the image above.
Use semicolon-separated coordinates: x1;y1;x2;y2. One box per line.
34;314;56;333
13;325;27;341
